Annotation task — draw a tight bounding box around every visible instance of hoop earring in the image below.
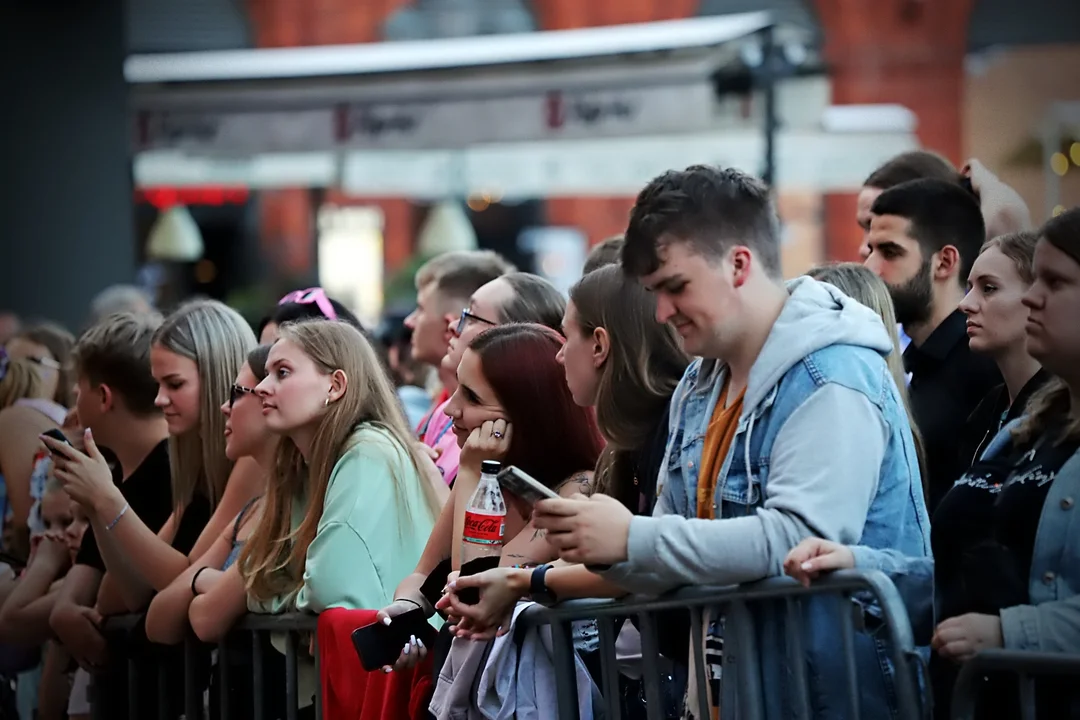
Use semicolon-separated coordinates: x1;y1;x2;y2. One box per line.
324;397;329;408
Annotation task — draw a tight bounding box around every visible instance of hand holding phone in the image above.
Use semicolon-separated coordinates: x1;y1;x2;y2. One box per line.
496;466;559;507
351;607;436;672
40;428;75;457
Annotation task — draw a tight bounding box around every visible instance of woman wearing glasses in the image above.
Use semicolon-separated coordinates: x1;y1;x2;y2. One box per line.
419;273;565;488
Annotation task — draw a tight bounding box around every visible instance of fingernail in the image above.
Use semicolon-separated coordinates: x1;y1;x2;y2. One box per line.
403;643;410;655
448;581;456;590
410;634;416;646
417;639;425;649
382;667;391;674
801;562;813;571
381;616;392;626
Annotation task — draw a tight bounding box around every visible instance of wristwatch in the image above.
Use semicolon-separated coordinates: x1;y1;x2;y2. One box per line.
529;564;557;605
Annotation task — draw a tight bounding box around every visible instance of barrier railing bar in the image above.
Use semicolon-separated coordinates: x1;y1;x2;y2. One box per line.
158;661;169;720
837;594;860;719
729;599;765;720
1019;672;1036;720
184;631;200;720
219;639;231;720
595;616;622;719
636;611;663;720
689;608;710;720
285;630;299;720
784;597;811;720
550;619;580;720
951;650;1080;720
127;654;139;719
252;630;265;720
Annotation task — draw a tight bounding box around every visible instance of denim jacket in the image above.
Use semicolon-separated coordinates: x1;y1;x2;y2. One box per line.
601;277;932;719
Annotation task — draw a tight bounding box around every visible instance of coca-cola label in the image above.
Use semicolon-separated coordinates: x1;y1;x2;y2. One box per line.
463;512;504;545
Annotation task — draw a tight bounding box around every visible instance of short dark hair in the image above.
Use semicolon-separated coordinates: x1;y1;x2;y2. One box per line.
622;165;781;278
871;178;987;285
73;312;162;416
435;251;515;304
498;273;566;333
247;344;273;383
863;150;961;190
583;235;625;275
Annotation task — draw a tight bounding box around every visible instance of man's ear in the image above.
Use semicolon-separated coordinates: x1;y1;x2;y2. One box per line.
96;383;114;414
730;246;753;288
592;327;611;369
935;245;962;283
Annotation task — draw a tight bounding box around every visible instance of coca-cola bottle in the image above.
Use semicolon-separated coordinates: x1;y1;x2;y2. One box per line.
461;460;506;565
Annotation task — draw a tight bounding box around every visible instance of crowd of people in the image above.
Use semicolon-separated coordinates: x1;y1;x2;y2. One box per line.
0;149;1075;720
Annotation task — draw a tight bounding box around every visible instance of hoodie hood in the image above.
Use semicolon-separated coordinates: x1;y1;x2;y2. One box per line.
734;275;893;411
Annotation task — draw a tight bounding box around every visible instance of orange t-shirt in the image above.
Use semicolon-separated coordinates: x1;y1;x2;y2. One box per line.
695;378;746;520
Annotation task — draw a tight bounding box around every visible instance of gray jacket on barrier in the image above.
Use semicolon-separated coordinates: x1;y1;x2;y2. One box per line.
851;418;1080;653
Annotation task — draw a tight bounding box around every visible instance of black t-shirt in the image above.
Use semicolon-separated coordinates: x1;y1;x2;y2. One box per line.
76;440;173;571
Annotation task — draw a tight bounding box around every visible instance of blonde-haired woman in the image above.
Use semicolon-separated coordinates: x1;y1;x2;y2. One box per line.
64;299;263;613
189;320;439;712
808;262;929;481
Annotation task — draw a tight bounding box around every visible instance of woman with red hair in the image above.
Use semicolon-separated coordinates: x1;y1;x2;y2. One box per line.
379;323;605;671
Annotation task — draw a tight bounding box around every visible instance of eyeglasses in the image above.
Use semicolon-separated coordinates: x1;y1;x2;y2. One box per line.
278;287;337;321
26;356;61;371
230;384;256;409
455;308;497;337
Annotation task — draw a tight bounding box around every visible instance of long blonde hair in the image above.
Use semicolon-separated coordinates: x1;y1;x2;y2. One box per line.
0;355;46;409
808;263;929;483
153;300;256;513
240;320;439;602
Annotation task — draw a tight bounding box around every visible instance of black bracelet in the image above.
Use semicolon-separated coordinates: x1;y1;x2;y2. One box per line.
191;566;209;596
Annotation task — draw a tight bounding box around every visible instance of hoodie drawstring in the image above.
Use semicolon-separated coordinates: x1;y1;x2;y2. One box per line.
744;411;756;491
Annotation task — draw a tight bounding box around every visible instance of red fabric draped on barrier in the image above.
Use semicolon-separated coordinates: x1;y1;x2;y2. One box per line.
317;608;434;720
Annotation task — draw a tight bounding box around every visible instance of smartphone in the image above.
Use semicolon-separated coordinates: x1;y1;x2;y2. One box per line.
41;428;73;454
351;607;437;672
497;466;559;506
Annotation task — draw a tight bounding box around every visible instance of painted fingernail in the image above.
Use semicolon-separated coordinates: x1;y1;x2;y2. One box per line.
382;616;392;626
417;639;425;649
410;634;416;646
403;643;410;655
801;562;813;571
383;666;392;674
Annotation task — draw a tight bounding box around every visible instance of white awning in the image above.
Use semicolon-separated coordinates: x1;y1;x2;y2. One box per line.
125;13;773;83
133;127;917;194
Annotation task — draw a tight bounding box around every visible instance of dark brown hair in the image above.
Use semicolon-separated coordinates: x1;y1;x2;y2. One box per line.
583;235;625;275
622;165;781;279
863;150;961;190
871;179;986;287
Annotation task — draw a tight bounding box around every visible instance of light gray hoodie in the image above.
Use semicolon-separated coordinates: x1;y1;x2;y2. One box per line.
601;276;927;595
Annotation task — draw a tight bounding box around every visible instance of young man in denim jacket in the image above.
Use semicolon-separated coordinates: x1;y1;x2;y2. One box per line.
535;165;932;719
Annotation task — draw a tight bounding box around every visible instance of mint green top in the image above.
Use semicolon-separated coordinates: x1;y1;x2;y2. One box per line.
249;423;436;615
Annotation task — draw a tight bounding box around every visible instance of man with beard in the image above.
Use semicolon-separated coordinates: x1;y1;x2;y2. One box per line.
865;178;1002;513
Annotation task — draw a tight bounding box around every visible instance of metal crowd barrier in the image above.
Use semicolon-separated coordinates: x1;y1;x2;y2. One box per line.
91;613;321;720
521;569;924;720
951;649;1080;720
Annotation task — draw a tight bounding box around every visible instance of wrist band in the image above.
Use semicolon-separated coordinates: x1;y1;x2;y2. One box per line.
191;566;209;596
395;597;423;611
106;503;130;531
